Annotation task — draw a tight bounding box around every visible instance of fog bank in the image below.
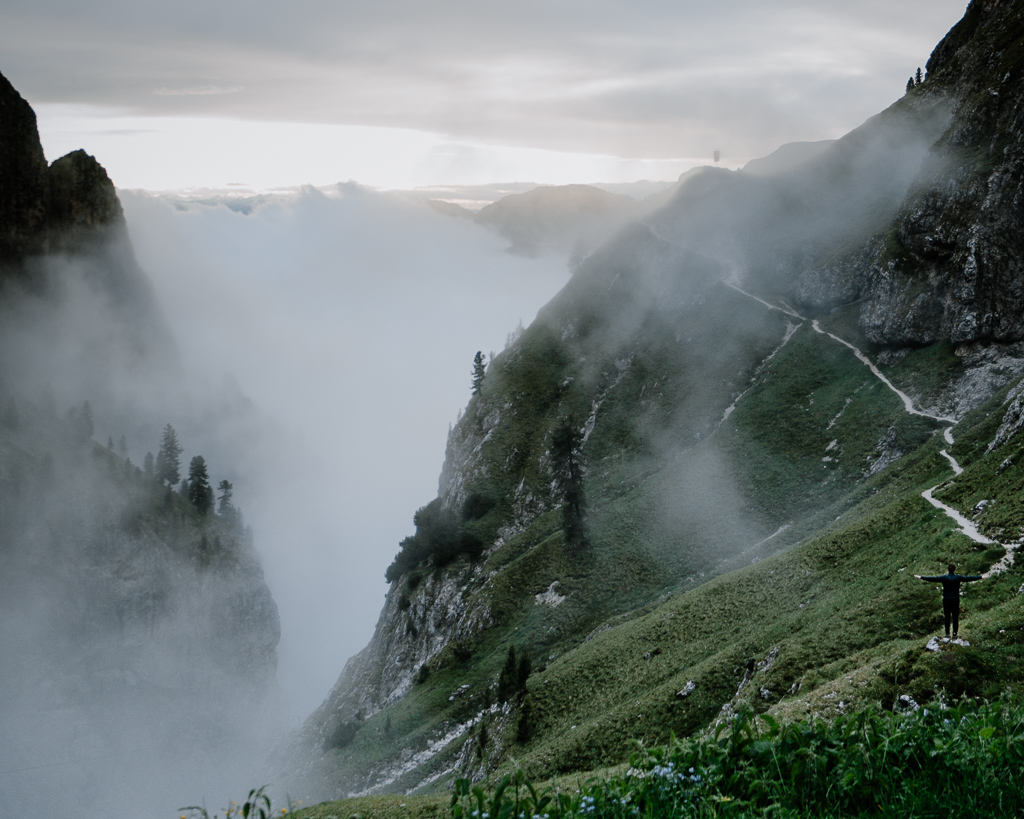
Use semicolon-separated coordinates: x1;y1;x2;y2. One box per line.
120;185;570;719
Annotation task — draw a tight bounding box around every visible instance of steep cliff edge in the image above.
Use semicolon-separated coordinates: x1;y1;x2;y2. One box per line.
0;70;280;815
796;0;1024;346
0;70;172;362
289;1;1024;804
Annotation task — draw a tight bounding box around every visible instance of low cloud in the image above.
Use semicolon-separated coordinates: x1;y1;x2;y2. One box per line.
120;184;570;718
5;0;967;168
152;85;244;96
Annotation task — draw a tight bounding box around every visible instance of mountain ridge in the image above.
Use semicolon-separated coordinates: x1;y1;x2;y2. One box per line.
0;68;281;816
287;0;1024;803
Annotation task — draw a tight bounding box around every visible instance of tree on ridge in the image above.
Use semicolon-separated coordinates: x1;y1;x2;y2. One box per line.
156;424;182;486
187;455;214;514
472;351;486;395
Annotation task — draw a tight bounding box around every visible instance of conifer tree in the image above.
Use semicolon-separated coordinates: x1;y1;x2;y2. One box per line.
552;422;589;552
497;646;518;703
471;351;486;395
156;424;182;486
217;479;234;514
217;479;241;527
517;653;532;691
187;455;214;514
144;451;155;476
516;696;532;744
907;77;915;94
915;66;923;85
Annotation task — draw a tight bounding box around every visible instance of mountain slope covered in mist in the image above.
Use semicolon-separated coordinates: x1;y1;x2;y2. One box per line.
0;69;280;817
288;0;1024;804
473;184;637;260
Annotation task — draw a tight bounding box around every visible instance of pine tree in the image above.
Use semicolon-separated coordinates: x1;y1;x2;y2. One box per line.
497;646;518;703
516;696;532;744
155;424;182;486
187;455;214;514
143;451;155;476
217;479;234;514
915;66;923;85
217;479;241;527
517;653;532;691
475;720;489;759
551;422;589;552
907;77;915;94
471;351;486;395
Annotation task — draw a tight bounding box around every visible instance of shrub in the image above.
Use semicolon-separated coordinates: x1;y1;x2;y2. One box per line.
463;492;496;520
453;695;1024;818
385;499;485;582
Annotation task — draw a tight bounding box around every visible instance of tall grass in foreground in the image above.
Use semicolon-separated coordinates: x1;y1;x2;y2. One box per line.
450;696;1024;819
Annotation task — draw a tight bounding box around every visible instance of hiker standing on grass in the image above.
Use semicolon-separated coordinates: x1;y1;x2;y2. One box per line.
914;563;983;639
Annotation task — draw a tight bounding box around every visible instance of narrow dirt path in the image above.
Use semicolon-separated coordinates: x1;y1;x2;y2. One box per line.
723;281;1018;576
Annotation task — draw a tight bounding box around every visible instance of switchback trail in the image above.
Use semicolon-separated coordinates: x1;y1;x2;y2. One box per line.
722;281;1018;577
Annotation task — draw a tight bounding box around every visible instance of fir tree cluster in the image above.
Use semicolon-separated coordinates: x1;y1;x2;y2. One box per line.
906;66;924;93
149;423;241;523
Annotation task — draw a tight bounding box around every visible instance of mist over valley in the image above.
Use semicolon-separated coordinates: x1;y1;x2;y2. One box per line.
4;1;1024;817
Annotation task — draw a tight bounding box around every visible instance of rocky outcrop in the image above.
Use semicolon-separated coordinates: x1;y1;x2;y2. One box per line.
285;566;492;798
0;70;280;816
1;71;124;266
797;1;1024;346
0;69;168;356
0;70;49;266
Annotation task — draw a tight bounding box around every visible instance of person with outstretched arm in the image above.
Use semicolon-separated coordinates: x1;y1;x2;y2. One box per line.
914;563;983;639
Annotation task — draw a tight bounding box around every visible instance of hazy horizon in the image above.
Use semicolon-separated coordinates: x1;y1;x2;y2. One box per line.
5;2;967;190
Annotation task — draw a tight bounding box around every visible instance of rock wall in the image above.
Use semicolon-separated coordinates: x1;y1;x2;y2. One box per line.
0;68;281;815
796;1;1024;347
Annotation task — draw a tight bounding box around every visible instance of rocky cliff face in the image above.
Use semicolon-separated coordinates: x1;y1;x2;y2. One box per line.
1;71;121;262
796;0;1024;347
0;69;280;816
0;70;170;359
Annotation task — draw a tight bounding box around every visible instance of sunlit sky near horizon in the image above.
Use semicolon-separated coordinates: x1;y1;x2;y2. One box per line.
4;0;968;192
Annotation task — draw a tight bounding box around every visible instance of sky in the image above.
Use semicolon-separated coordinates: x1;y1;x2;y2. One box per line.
2;0;969;191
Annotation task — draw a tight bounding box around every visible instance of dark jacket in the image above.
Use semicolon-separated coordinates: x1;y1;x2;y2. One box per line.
920;573;983;601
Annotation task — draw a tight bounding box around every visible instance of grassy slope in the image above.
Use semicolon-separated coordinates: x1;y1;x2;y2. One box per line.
301;352;1024;818
301;262;1024;811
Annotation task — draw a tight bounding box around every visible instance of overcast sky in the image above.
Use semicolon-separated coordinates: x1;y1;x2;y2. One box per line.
3;0;968;190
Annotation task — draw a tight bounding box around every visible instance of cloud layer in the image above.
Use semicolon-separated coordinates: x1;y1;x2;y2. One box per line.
120;185;570;716
5;0;967;184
